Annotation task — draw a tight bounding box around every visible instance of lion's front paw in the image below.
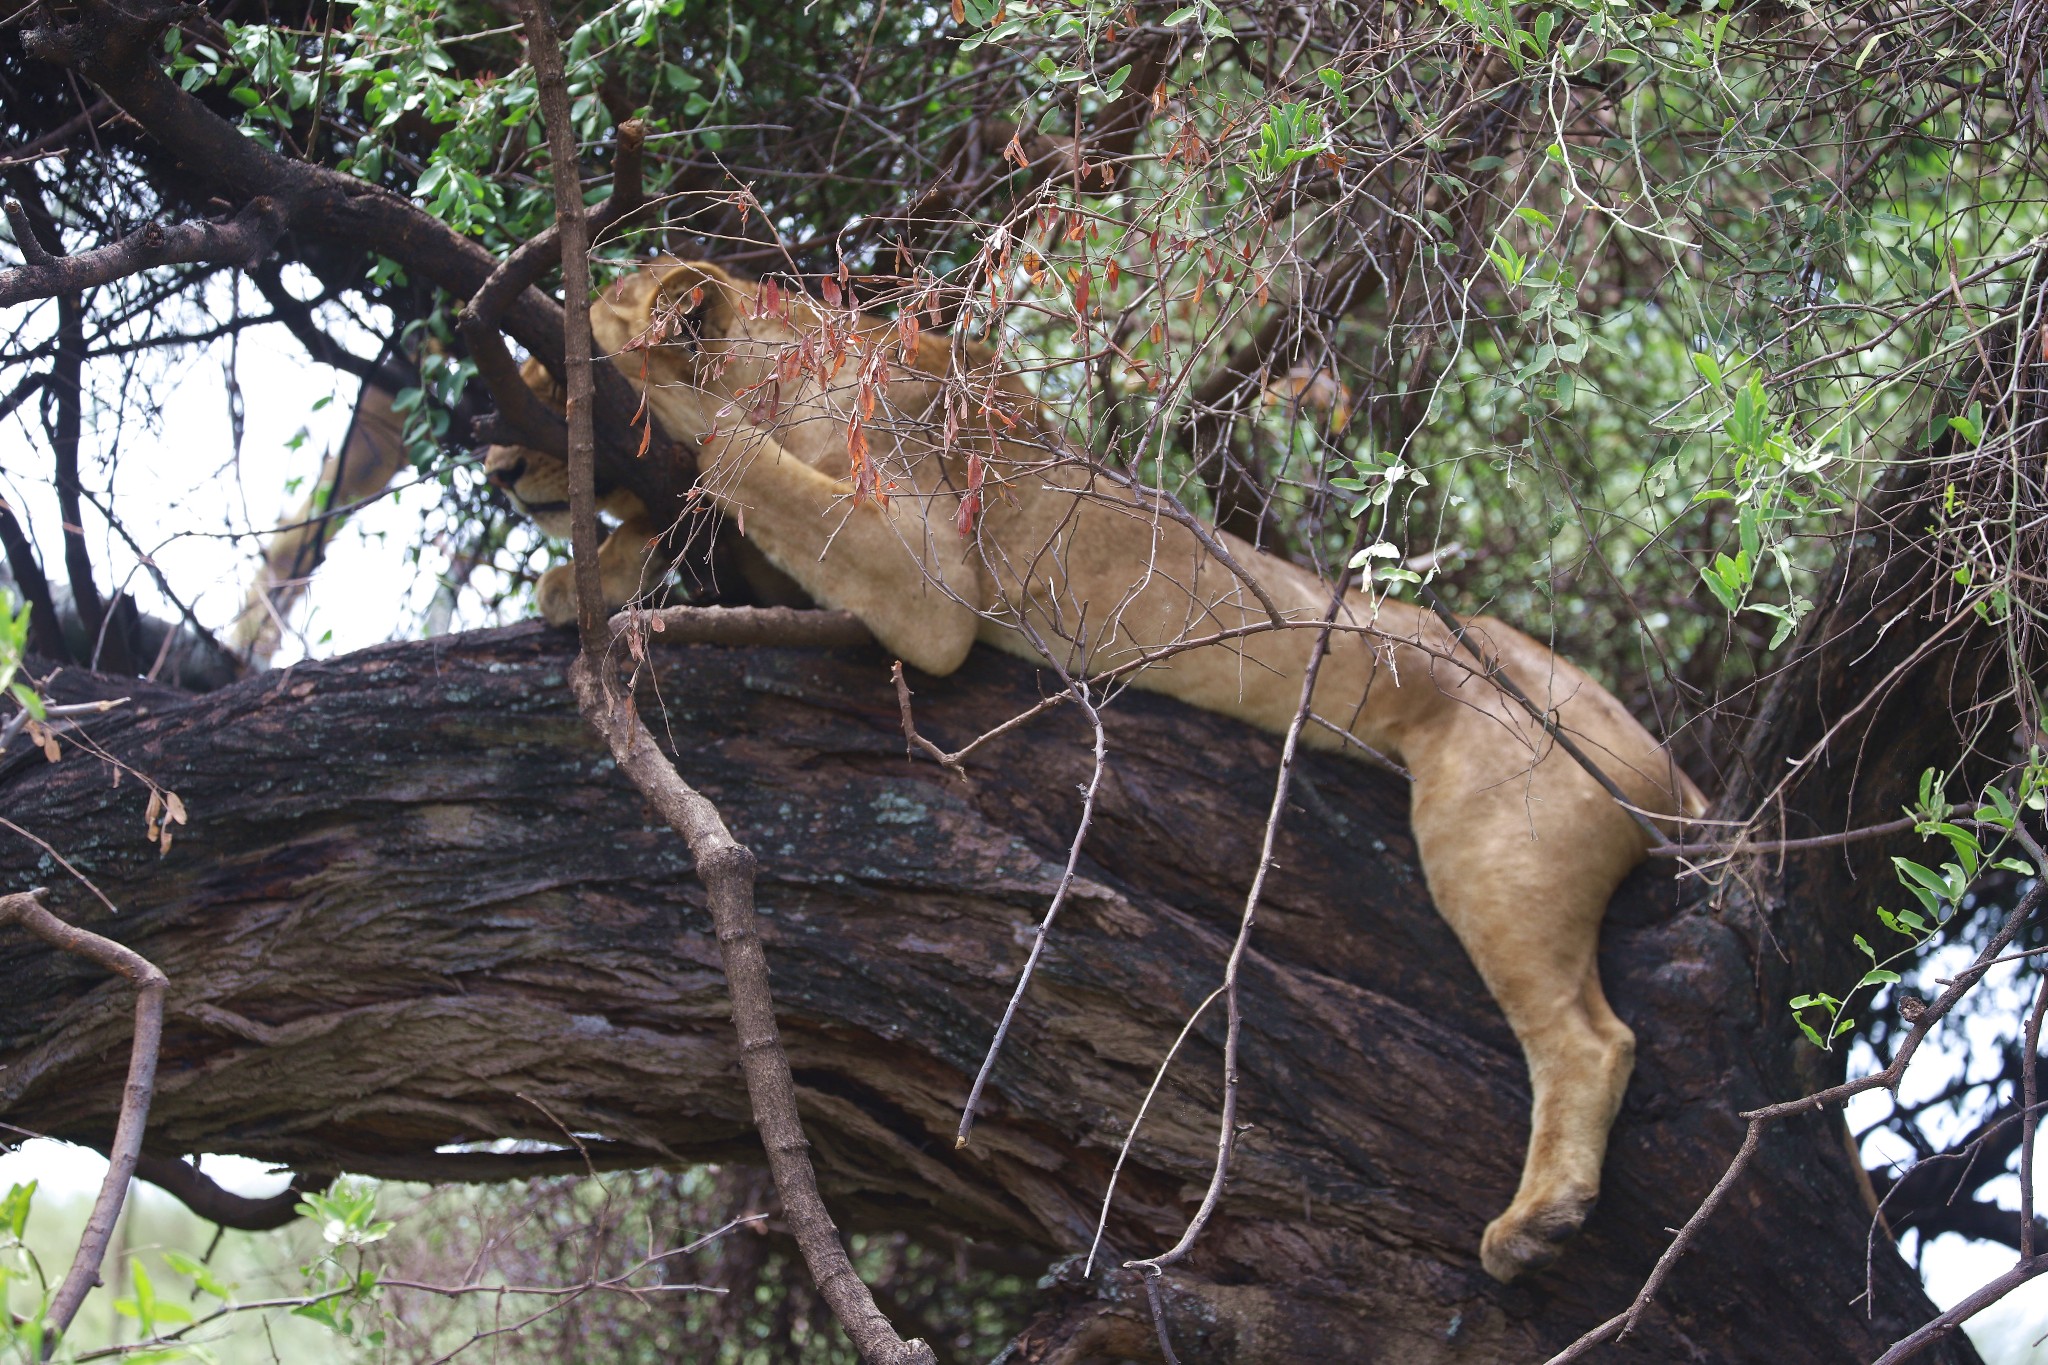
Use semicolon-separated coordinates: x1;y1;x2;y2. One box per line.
535;566;578;627
1480;1187;1598;1283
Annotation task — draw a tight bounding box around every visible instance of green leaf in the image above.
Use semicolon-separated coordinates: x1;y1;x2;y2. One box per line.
1;1182;34;1239
9;683;44;720
164;1249;233;1301
1859;969;1902;988
1893;857;1951;898
1700;563;1739;612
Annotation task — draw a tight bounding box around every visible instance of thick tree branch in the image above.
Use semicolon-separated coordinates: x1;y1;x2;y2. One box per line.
0;497;71;662
46;286;121;673
129;1153;310;1233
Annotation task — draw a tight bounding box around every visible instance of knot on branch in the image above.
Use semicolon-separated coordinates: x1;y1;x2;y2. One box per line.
696;842;758;888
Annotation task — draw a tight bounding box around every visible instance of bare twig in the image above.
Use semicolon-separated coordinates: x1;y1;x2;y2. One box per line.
2022;968;2047;1257
893;660;967;779
955;677;1108;1147
1084;984;1226;1274
1541;1121;1763;1363
1646;814;1922;859
0;816;120;916
0;889;165;1349
1140;1268;1182;1365
1126;597;1342;1276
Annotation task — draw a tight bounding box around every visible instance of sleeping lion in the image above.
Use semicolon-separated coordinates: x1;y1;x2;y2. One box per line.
481;259;1705;1284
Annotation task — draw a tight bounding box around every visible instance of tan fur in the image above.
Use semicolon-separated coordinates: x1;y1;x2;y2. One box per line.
231;383;408;663
491;260;1707;1283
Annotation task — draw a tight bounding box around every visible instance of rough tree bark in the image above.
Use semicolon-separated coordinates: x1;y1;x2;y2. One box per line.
0;595;1986;1362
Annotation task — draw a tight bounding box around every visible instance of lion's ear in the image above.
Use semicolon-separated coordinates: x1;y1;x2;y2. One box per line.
648;260;747;347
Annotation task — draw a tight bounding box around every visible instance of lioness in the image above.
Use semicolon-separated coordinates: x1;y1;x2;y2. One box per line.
484;259;1705;1283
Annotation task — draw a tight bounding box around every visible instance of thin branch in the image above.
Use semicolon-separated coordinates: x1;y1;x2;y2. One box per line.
1869;1253;2048;1365
77;486;240;680
518;0;602;652
893;660;967;779
1647;814;1921;859
954;676;1108;1147
0;816;121;916
1127;590;1344;1276
521;1;930;1357
0;889;165;1349
460;116;684;485
0;99;112;170
1541;1121;1763;1364
1084;985;1226;1275
466;118;646;327
2022;968;2046;1257
0;198;288;307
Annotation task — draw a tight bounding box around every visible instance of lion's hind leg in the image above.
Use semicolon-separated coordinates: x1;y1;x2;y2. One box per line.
1407;775;1640;1283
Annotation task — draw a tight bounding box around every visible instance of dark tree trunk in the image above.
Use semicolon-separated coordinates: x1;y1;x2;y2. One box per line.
0;610;1984;1362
